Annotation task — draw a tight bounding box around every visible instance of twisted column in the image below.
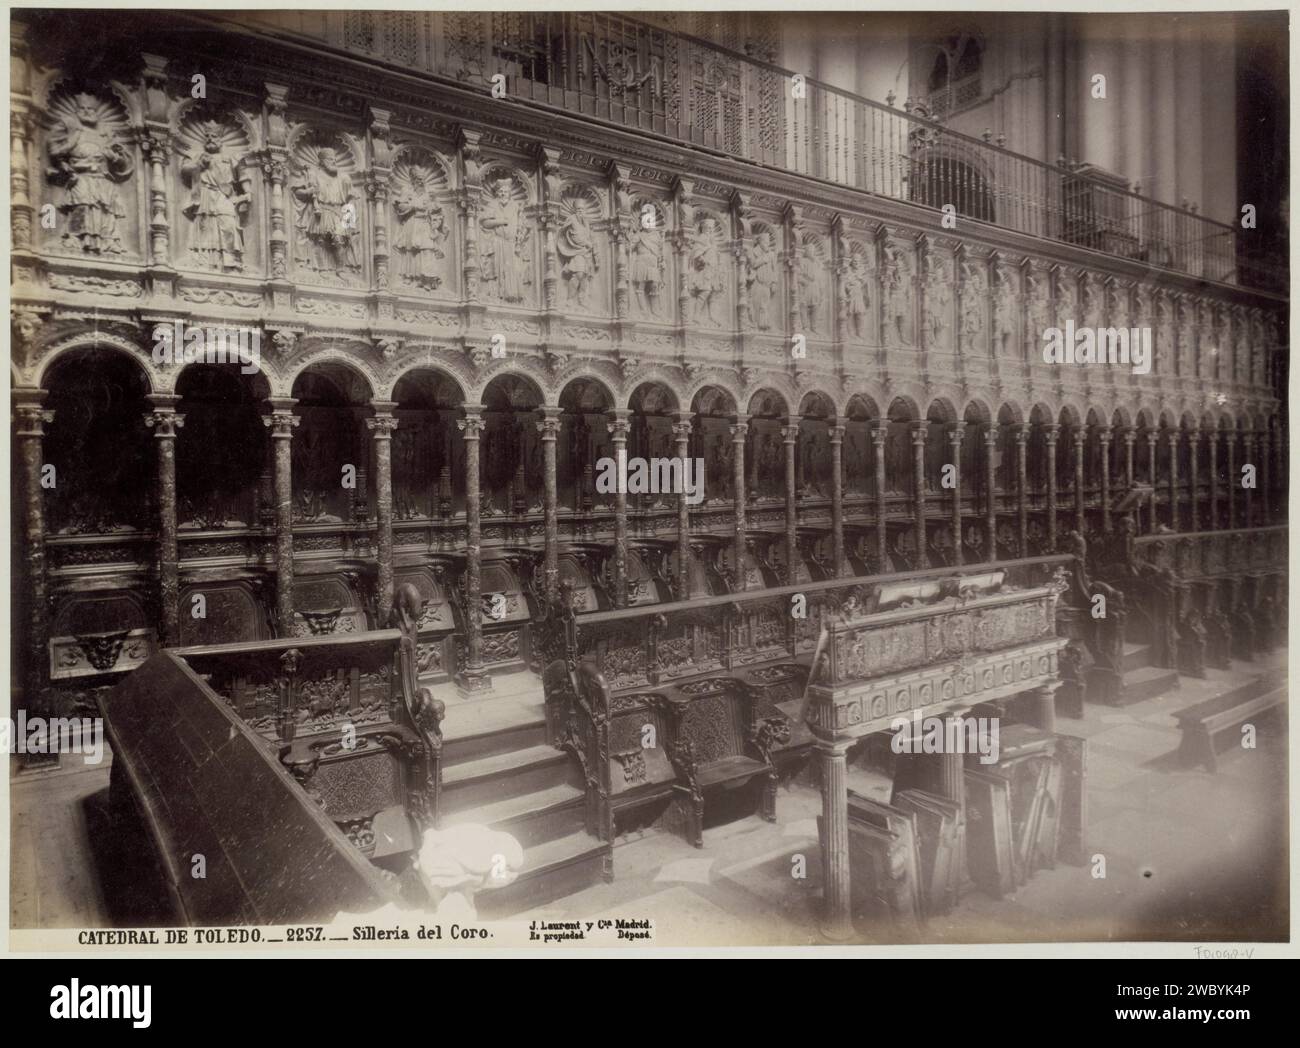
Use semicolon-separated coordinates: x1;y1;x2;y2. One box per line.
607;410;631;606
366;402;398;617
145;394;185;645
263;398;299;636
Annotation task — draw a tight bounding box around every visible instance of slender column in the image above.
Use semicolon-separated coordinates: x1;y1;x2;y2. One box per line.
145;394;185;645
537;406;563;603
782;419;800;582
1098;425;1113;532
817;740;855;941
1015;423;1030;556
911;421;928;561
1034;682;1062;733
731;414;749;589
1242;431;1256;527
672;412;693;598
948;422;965;566
1146;433;1158;533
1045;423;1060;550
1123;427;1137;531
263;399;299;636
1166;431;1180;532
366;402;398;617
1072;427;1086;533
829;418;845;576
13;391;53;703
984;427;998;560
1187;427;1202;532
870;421;887;568
1225;430;1236;529
606;410;631;606
457;407;489;691
1207;430;1220;530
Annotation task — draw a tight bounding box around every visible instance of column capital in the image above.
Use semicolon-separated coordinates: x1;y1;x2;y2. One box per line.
730;413;749;441
12;387;52;436
947;420;966;444
1146;431;1159;448
262;396;299;437
536;404;563;439
1014;422;1031;445
1096;423;1113;444
1121;426;1137;445
909;419;928;444
606;408;631;439
1165;429;1182;447
869;419;888;446
670;411;693;440
366;414;399;436
828;417;846;444
1044;422;1060;443
458;405;487;438
1072;427;1087;450
144;408;185;438
781;421;800;444
1206;428;1220;447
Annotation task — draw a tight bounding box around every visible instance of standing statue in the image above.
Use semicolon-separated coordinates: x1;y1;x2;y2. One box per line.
843;253;871;340
557;199;599;309
686;216;726;325
745;228;779;330
629;212;665;317
479;177;530;303
798;250;826;334
46;92;135;256
392;165;449;290
181;121;250;271
292;147;360;274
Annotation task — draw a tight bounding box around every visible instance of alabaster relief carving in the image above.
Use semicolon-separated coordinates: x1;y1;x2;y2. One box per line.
685;212;727;326
922;246;951;346
880;237;912;345
958;257;986;353
993;259;1018;356
45;88;135;256
390;152;451;291
556;184;602;311
798;233;829;335
1025;265;1051;348
479;168;532;304
292;134;362;279
744;224;779;331
841;241;871;341
178;117;253;272
629;198;667;319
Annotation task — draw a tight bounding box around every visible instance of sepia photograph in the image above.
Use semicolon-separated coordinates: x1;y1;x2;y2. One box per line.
5;3;1290;955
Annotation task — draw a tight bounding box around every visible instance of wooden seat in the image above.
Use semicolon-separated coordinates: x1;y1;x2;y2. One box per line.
697;755;768;788
1173;677;1286;772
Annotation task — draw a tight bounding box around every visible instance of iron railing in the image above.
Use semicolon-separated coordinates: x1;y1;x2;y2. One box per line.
287;11;1284;291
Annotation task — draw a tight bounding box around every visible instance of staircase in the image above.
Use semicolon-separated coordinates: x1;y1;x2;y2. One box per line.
437;681;607;919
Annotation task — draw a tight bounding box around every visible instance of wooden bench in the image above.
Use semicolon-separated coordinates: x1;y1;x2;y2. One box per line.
1173;676;1286;773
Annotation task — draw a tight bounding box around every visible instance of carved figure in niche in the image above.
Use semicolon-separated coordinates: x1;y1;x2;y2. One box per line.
292;145;360;274
993;261;1017;355
181;121;251;272
923;257;951;345
745;228;778;331
1026;268;1051;344
843;252;871;340
798;247;827;334
629;207;665;317
392;163;449;290
46;91;135;255
557;194;600;309
708;431;733;499
686;215;726;325
959;260;985;350
479;176;531;303
881;240;911;344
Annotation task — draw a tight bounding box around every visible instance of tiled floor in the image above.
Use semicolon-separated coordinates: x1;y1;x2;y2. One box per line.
10;653;1288;943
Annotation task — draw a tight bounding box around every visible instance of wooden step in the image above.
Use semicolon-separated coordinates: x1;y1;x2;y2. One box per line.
1118;665;1180;705
441;745;575;813
443;783;586;848
474;831;609;919
442;716;548;768
1121;643;1154;672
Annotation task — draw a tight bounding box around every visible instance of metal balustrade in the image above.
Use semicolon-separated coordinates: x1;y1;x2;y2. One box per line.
301;10;1286;292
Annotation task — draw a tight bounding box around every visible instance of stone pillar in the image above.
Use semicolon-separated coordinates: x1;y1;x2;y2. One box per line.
911;421;928;562
537;406;563;603
1098;425;1113;532
366;402;398;617
263;398;298;636
606;410;631;606
1123;427;1136;487
672;412;693;598
984;426;998;561
458;407;489;693
13;391;53;703
145;394;185;646
1033;681;1062;733
1146;433;1158;533
817;740;855;941
1015;423;1030;556
1187;427;1202;532
1225;430;1236;529
731;414;749;589
829;418;846;576
1207;430;1220;530
870;420;887;569
948;422;965;566
1072;427;1086;533
782;419;800;582
1045;423;1060;551
1167;430;1181;532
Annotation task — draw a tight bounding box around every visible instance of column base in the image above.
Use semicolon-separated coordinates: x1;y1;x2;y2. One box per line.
818;911;857;942
455;668;494;698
